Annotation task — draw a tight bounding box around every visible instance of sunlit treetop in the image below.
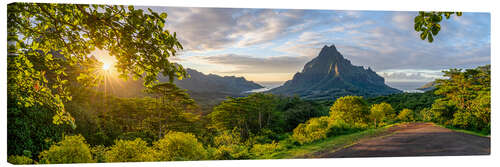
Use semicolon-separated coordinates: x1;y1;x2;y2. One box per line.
7;3;187;126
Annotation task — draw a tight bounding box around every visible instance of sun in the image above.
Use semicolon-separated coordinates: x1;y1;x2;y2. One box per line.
102;63;111;71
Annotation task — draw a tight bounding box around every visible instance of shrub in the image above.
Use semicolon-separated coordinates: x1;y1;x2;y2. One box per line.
292;116;330;144
8;155;33;165
452;111;477;130
246;129;277;145
214;130;242;146
39;135;94;164
213;144;251;160
250;141;282;159
105;138;156;162
153;131;208;161
327;119;363;136
212;131;251;160
90;145;108;163
420;108;433;122
397;109;415;122
429;99;457;125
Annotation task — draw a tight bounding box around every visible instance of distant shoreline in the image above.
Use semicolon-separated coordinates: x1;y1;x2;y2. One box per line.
246;80;428;94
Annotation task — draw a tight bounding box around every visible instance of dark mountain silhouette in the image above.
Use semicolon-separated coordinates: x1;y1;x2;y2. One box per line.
99;68;263;110
268;44;401;100
167;68;263;94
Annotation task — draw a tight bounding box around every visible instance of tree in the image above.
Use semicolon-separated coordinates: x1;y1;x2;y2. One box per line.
432;65;490;131
329;96;369;125
208;93;280;139
145;82;199;138
414;11;462;42
369;102;394;127
397;109;415;122
7;3;186;127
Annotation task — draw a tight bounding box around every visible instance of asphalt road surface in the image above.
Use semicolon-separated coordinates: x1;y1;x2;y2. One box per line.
323;123;490;158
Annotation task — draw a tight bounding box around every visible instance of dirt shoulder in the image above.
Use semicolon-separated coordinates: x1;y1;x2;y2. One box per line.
320;122;490;158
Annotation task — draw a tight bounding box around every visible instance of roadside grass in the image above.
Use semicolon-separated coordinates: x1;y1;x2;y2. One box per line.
269;123;402;159
434;123;490;137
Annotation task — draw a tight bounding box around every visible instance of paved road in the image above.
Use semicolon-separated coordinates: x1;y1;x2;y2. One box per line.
322;123;490;158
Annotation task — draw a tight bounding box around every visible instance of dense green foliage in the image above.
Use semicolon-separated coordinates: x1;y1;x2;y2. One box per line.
67;87;202;147
7;3;186;161
430;65;490;133
38;135;94;164
397;109;416;122
208;93;327;139
7;155;34;165
329;96;369;125
104;138;155;162
153;131;208;161
369;102;395;127
292;96;375;144
366;91;441;112
292;116;331;144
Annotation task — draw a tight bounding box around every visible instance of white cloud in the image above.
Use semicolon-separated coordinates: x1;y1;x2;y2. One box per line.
200;54;311;73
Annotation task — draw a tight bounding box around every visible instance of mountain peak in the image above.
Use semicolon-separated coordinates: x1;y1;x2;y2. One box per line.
322;44;337;50
318;44;343;60
269;43;401;100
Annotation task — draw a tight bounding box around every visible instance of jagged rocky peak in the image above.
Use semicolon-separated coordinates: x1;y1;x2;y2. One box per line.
268;43;401;100
302;44;352;75
318;44;340;57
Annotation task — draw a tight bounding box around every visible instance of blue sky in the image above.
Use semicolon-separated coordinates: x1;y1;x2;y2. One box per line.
137;6;490;87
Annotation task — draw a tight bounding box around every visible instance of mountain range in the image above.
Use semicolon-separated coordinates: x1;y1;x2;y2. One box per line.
268;44;401;100
98;68;263;109
100;44;403;108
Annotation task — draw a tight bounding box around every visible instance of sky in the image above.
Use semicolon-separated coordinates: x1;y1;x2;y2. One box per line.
129;6;490;89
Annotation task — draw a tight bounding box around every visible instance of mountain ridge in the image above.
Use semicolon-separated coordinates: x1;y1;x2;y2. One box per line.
268;44;401;99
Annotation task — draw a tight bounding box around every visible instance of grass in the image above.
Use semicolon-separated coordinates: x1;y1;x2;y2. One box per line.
434;123;490;137
269;124;401;159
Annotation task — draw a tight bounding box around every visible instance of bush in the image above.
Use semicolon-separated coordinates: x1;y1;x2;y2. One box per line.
90;145;108;163
212;131;251;160
213;144;251;160
153;131;208;161
292;116;330;144
250;141;282;158
105;138;156;162
214;130;242;146
39;135;94;164
246;129;277;145
397;109;415;122
420;108;433;122
430;99;457;125
452;111;477;130
8;155;33;164
327;119;365;136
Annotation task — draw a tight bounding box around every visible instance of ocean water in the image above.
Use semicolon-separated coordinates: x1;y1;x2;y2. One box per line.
245;81;284;93
246;81;428;94
385;81;428;93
